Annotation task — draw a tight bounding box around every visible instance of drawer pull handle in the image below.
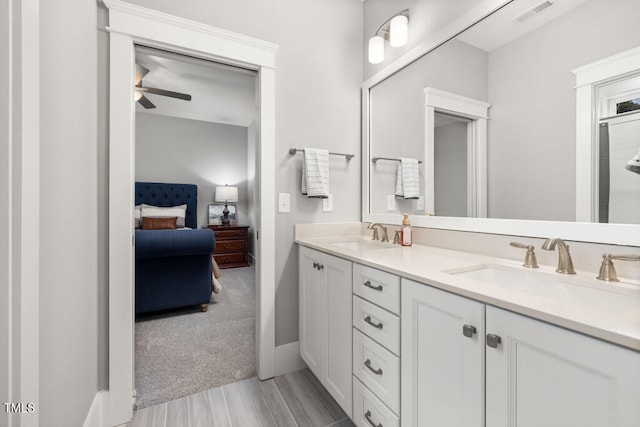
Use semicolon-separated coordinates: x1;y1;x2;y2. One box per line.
363;280;383;291
364;410;383;427
364;316;383;329
486;333;502;349
462;324;476;338
364;359;383;375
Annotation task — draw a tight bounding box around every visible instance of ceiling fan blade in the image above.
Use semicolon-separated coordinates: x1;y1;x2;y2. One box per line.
137;94;156;109
135;64;150;85
137;86;192;101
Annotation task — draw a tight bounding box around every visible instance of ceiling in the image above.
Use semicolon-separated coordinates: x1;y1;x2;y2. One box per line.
135;47;257;127
457;0;590;51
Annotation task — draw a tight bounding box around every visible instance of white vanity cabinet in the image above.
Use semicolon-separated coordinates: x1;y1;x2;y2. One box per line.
402;278;640;427
485;306;640;427
298;246;352;417
352;264;402;426
401;278;485;427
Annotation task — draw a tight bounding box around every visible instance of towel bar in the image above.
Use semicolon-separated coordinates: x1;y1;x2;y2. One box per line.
289;148;355;161
372;156;423;164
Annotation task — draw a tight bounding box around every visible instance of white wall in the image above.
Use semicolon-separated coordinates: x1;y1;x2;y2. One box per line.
39;0;98;424
487;0;640;221
135;114;251;233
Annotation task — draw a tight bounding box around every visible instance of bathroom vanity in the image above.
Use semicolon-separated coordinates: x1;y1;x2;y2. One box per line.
296;224;640;427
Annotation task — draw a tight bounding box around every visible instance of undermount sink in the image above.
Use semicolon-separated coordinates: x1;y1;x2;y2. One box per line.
444;263;640;313
329;237;396;252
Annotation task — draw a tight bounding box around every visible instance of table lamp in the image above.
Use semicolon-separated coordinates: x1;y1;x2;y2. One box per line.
215;185;238;226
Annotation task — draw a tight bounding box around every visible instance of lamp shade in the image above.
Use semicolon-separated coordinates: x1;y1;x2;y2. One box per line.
368;35;384;64
215;185;238;203
389;15;408;47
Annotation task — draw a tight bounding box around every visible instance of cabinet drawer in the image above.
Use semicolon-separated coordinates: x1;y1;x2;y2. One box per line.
213;252;247;266
215;239;246;253
353;329;400;415
214;229;247;239
353;296;400;356
353;377;399;427
353;264;400;315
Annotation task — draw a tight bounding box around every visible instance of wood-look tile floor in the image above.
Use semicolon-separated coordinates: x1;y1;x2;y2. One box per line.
121;368;355;427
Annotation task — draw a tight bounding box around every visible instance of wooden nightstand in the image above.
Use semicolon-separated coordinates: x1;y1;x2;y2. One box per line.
207;225;250;269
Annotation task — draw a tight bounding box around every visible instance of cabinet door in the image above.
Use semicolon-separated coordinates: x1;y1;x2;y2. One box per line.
401;279;485;427
486;306;640;427
323;253;353;417
298;246;325;378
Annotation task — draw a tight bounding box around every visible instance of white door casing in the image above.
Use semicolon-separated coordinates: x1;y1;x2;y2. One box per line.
424;87;490;218
103;1;278;425
572;46;640;222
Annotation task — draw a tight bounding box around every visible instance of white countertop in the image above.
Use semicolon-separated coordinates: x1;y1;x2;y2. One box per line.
296;233;640;352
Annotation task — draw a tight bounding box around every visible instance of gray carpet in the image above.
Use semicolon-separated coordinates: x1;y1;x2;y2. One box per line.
135;265;256;409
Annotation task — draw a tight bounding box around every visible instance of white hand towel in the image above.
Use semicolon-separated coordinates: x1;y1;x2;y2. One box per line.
395;157;420;199
301;148;330;198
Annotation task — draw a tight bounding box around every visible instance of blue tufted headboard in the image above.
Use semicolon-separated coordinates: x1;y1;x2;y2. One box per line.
135;182;198;229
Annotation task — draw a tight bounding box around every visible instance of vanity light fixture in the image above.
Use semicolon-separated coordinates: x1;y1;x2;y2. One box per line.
367;9;410;64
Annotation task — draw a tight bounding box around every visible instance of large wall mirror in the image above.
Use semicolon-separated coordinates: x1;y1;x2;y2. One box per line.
363;0;640;246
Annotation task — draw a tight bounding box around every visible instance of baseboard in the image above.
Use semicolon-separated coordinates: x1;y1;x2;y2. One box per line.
275;341;307;376
83;390;107;427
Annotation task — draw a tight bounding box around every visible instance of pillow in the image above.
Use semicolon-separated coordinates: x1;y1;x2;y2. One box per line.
141;204;187;228
134;205;142;229
142;216;177;230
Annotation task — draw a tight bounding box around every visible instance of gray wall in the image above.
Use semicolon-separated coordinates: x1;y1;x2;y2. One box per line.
39;0;99;424
363;0;481;79
435;121;468;217
369;39;488;214
120;0;364;346
0;0;9;417
135;113;251;233
487;0;640;221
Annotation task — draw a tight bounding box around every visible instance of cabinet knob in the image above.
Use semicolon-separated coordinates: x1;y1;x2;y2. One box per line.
363;280;383;291
364;410;383;427
313;262;318;269
462;324;477;338
486;333;502;348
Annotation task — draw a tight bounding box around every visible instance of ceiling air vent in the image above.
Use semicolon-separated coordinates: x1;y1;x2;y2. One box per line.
512;1;554;23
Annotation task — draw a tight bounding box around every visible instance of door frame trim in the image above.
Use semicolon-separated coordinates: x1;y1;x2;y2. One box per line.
103;1;278;424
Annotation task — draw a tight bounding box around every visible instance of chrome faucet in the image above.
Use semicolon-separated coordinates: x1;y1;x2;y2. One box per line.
541;238;576;274
368;223;389;242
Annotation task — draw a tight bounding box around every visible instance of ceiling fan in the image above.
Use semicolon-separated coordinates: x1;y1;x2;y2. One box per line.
135;64;192;109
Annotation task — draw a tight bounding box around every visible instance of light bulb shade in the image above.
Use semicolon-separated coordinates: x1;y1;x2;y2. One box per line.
368;35;385;64
390;15;408;47
134;90;142;101
215;185;238;203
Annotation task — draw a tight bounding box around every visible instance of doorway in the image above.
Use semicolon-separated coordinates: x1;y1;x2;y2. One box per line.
424;87;491;218
104;2;278;424
132;46;259;409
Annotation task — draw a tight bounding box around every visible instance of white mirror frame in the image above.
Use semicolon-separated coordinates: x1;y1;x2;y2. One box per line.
362;0;640;247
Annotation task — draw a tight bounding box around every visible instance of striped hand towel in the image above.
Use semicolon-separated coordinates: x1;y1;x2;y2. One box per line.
395;157;420;199
301;148;330;198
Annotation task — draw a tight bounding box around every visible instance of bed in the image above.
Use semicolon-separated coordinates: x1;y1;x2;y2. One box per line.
134;182;215;314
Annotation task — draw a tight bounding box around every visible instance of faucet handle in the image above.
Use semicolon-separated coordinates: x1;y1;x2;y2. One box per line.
596;253;640;282
510;242;539;268
393;230;401;245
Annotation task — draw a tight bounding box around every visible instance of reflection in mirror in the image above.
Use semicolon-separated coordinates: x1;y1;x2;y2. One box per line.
368;0;640;225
